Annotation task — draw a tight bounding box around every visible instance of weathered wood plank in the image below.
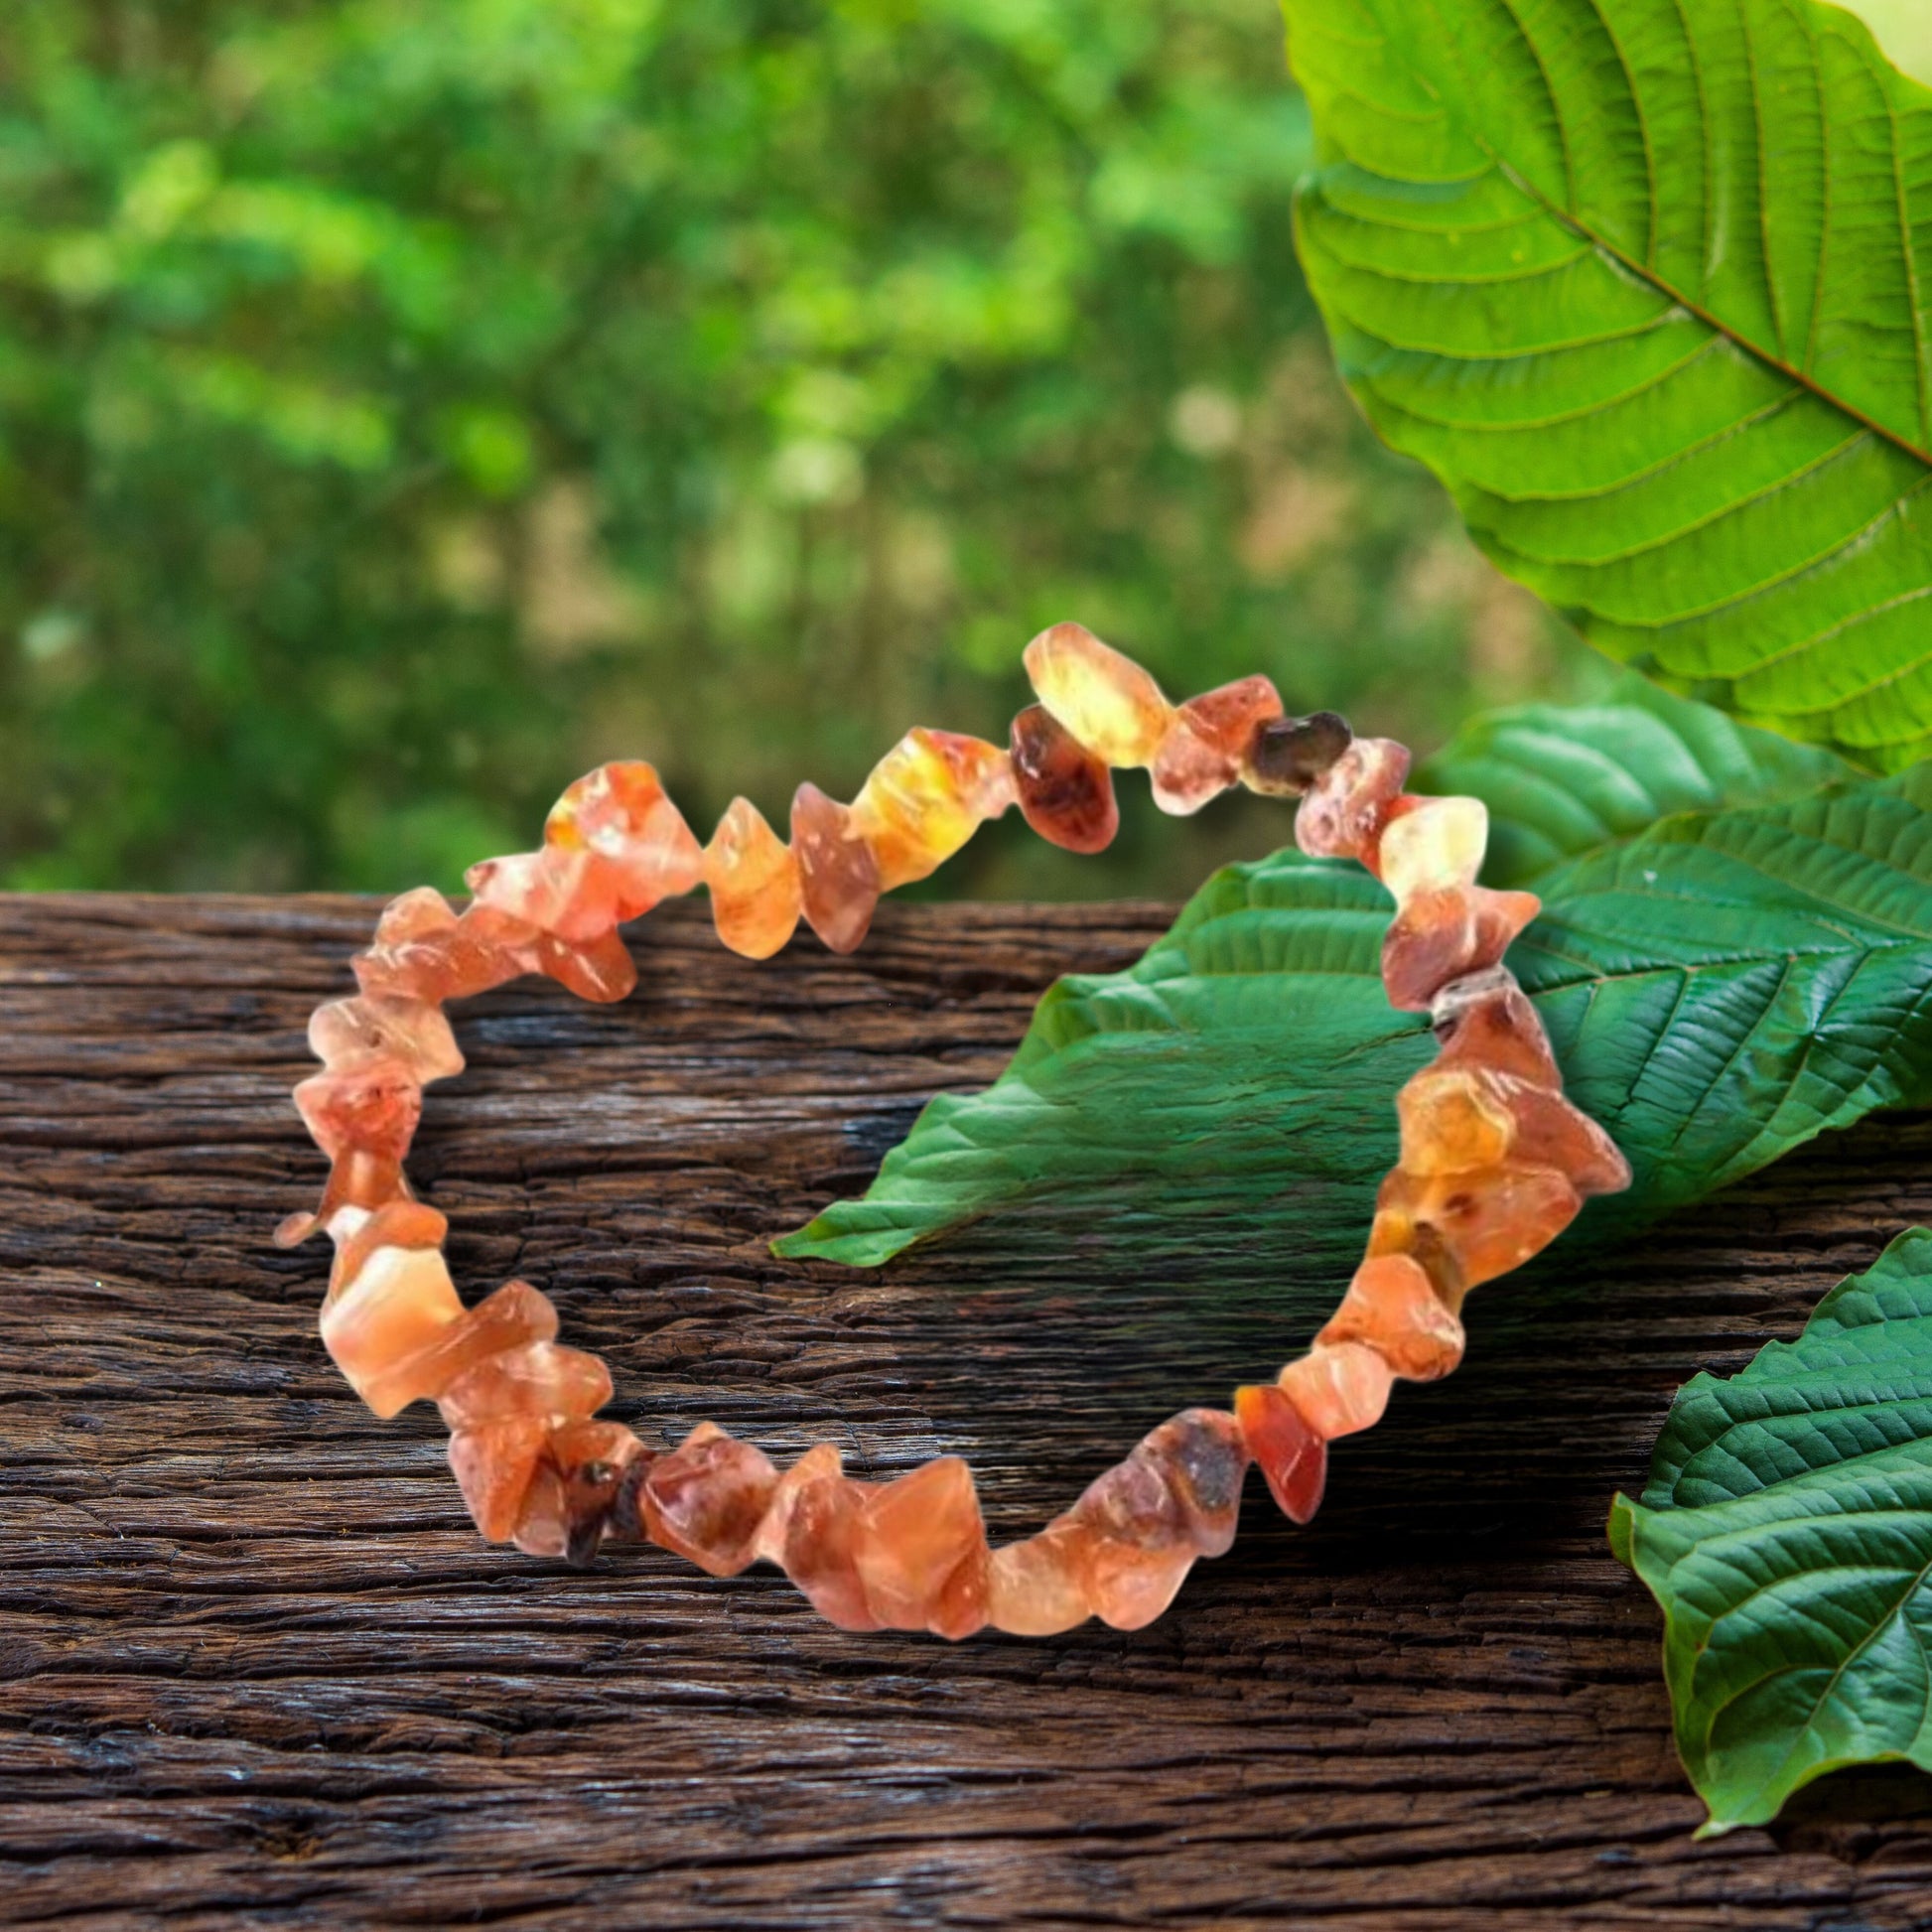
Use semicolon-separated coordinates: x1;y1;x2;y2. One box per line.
5;892;1932;1928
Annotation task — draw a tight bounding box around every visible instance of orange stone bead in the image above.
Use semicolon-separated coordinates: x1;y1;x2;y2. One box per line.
851;729;1011;891
294;1079;422;1248
326;1198;449;1304
549;1417;645;1485
1430;968;1562;1088
762;1449;881;1631
437;1339;614;1433
791;782;882;954
359;1278;560;1421
544;759;704;910
1316;1254;1465;1382
704;796;801;959
988;1532;1092;1636
294;1058;421;1165
1398;1065;1517;1175
1233;1383;1326;1524
1383;1222;1467;1310
465;846;621;945
1295;738;1412;864
1054;1408;1247;1629
320;1239;467;1412
1051;1519;1192;1632
1150;674;1284;815
1505;1085;1631;1196
753;1444;844;1564
923;729;1018;819
275;1147;413;1247
350;888;476;1000
1405;1054;1625;1196
515;1419;648;1563
1146;1408;1249;1553
353;889;635;1005
1023;621;1173;766
640;1423;779;1577
1377;795;1488;901
1179;674;1284;758
470;763;702;943
1279;1342;1394;1441
853;1455;991;1639
1009;704;1119;853
310;994;464;1083
1371;1163;1583;1291
1381;886;1541;1013
450;1416;549;1542
352;890;498;1003
509;1463;572;1560
1148;724;1232;818
466;906;638;1005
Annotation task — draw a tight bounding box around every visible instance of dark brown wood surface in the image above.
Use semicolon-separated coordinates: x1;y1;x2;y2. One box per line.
8;892;1932;1930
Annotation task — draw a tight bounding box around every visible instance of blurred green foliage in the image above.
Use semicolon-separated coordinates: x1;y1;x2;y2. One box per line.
1;0;1614;900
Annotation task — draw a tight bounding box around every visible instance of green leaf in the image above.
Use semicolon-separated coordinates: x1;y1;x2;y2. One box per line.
777;764;1932;1272
1416;676;1851;888
1612;1227;1932;1835
1282;0;1932;769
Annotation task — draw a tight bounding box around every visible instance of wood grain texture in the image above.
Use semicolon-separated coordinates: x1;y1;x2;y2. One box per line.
6;891;1932;1930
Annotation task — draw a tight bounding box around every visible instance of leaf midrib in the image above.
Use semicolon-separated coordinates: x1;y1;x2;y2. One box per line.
1373;0;1932;473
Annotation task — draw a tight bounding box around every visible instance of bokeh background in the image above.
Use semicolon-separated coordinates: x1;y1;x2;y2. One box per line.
6;1;1925;901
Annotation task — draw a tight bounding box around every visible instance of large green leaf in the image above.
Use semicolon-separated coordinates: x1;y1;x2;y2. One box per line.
1611;1228;1932;1835
777;765;1932;1272
1282;0;1932;769
1416;676;1851;888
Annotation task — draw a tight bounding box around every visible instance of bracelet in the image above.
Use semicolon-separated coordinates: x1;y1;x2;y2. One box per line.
280;623;1630;1637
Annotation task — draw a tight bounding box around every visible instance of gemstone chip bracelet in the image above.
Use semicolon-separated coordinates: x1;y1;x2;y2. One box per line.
281;623;1629;1636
